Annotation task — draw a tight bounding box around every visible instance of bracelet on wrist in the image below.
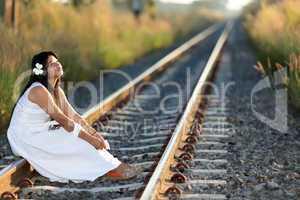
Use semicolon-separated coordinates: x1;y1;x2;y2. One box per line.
72;123;82;137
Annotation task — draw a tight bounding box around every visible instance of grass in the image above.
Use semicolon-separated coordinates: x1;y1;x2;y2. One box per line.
0;0;223;133
245;0;300;109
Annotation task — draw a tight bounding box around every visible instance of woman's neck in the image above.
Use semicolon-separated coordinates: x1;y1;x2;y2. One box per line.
48;78;58;91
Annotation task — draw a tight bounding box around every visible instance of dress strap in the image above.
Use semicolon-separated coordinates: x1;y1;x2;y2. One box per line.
30;82;44;88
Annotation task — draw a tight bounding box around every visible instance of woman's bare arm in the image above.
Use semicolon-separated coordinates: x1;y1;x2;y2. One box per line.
57;87;98;135
29;86;75;132
28;86;105;149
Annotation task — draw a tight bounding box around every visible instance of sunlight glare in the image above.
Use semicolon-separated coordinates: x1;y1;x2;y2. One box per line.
226;0;252;10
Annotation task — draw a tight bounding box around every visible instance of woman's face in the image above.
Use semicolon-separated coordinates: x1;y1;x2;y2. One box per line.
47;55;63;79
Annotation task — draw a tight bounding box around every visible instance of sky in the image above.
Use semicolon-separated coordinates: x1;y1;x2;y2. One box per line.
159;0;253;9
158;0;196;4
226;0;252;10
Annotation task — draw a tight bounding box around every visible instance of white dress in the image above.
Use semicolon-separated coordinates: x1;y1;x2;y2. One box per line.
7;82;121;183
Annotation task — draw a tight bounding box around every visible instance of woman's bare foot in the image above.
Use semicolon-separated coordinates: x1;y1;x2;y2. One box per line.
103;163;138;181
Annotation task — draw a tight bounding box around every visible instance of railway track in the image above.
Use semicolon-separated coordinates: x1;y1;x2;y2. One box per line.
0;21;233;200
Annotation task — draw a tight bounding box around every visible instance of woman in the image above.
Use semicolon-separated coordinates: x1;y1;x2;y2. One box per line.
7;51;137;183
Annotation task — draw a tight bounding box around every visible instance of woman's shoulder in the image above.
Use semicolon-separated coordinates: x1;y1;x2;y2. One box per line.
28;82;47;95
27;83;49;104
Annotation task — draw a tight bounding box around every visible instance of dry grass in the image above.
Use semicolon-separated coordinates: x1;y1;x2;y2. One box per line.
245;0;300;109
158;7;224;38
12;0;174;80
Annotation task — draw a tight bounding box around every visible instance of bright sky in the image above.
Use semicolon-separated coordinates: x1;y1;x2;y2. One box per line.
159;0;253;8
159;0;196;4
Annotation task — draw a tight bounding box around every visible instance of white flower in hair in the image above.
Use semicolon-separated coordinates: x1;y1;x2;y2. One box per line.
33;63;44;75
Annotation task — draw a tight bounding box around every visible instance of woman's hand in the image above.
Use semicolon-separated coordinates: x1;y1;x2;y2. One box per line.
78;129;105;150
87;134;106;150
92;132;110;150
91;131;105;140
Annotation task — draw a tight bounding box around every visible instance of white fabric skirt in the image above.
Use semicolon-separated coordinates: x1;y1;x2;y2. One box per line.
7;126;121;183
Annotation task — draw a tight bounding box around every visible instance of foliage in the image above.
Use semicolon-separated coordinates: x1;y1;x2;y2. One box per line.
245;0;300;109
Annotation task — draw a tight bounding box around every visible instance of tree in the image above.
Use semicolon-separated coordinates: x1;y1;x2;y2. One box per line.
3;0;19;30
72;0;96;7
0;1;4;19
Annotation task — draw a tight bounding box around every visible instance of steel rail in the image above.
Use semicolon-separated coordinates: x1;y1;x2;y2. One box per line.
140;20;234;200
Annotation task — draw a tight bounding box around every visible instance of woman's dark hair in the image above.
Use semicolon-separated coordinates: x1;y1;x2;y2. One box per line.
9;51;63;122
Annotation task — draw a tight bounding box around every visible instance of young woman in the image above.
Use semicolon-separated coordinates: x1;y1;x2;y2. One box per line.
7;51;137;183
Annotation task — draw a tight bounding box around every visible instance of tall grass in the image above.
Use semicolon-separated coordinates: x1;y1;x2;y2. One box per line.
15;0;174;80
245;0;300;109
158;7;224;39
